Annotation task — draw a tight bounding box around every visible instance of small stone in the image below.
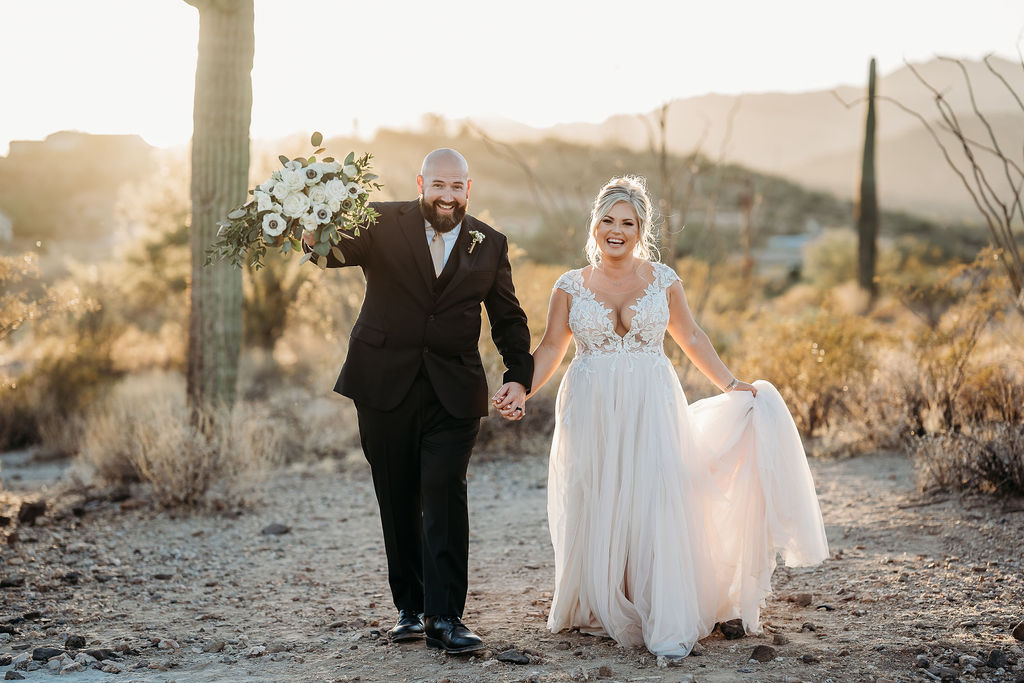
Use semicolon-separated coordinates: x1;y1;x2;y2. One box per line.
64;635;85;649
101;663;122;674
789;593;813;607
555;641;570;650
988;649;1009;669
0;577;25;588
17;500;46;525
203;639;226;653
751;645;777;662
597;665;613;678
60;660;85;674
1013;621;1024;642
247;645;267;658
5;672;26;680
261;523;290;535
816;604;834;611
690;641;705;656
916;654;931;668
799;653;819;664
83;648;118;661
656;654;686;668
495;648;530;664
32;647;63;661
719;618;745;639
800;622;816;632
157;638;179;650
773;633;790;646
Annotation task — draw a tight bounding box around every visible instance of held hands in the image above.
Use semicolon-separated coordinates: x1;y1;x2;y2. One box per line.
492;382;527;421
302;231;317;248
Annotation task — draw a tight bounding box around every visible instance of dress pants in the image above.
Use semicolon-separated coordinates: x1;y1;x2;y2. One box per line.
355;369;480;617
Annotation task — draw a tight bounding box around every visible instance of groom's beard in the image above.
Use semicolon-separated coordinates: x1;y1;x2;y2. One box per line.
419;196;467;234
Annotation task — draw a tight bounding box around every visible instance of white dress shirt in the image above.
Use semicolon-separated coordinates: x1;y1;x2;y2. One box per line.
425;221;461;270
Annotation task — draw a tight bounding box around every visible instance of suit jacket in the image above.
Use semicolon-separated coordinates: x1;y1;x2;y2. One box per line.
309;199;533;419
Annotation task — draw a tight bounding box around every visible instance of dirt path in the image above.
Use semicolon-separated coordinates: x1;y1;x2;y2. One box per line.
1;448;1023;682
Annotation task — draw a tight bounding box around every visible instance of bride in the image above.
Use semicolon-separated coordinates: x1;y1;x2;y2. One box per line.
512;176;829;657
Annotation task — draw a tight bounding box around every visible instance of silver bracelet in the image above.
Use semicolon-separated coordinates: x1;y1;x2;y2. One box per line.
723;378;739;392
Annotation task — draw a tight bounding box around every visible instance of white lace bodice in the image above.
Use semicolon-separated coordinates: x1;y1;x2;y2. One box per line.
554;262;680;358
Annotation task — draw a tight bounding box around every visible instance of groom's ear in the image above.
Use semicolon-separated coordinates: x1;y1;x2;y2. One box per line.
466;178;472;196
416;174;424;194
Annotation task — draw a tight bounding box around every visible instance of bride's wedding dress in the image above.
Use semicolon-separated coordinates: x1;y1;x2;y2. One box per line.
546;263;829;656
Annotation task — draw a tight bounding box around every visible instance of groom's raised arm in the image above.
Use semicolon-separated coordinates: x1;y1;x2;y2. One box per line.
483;236;533;393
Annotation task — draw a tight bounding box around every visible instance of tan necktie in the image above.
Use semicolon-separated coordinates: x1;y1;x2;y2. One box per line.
429;231;444;277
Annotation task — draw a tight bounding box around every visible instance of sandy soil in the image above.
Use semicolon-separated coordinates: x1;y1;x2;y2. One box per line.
1;445;1023;683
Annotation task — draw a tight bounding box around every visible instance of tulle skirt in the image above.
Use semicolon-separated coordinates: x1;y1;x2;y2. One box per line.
546;351;829;656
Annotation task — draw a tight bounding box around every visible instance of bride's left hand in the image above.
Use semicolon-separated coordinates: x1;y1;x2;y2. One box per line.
730;381;758;397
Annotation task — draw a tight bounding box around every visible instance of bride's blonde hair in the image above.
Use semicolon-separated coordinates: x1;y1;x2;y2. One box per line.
584;175;659;267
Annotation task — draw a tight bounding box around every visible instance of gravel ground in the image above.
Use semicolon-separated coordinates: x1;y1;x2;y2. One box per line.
1;446;1023;683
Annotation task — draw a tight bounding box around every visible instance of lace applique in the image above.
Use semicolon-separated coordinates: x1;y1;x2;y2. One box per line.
555;263;680;360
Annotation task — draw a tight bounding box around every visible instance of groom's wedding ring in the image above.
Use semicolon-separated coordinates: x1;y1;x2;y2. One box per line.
514;407;523;413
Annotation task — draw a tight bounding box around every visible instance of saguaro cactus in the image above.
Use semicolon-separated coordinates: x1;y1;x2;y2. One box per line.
856;57;879;299
185;0;254;412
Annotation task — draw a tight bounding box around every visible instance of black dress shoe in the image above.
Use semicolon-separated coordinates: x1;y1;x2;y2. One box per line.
424;615;484;654
388;610;424;642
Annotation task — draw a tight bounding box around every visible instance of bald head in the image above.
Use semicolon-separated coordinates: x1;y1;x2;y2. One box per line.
420;148;469;178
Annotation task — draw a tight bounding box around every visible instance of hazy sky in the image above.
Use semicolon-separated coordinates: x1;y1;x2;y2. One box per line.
1;0;1021;154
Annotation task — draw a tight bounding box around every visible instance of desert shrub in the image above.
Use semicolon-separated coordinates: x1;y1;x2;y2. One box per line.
735;300;876;438
912;423;1024;496
79;372;282;507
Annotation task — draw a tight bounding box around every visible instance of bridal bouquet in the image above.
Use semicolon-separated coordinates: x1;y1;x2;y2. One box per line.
207;132;382;270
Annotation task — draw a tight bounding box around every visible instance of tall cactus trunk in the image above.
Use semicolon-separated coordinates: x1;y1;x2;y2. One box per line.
185;0;254;415
856;57;879;299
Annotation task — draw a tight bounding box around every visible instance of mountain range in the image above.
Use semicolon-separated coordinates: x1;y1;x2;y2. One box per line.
466;57;1024;222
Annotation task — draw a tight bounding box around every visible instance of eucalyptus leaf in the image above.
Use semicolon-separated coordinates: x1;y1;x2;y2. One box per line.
227;208;247;220
323;156;335;163
314;242;330;257
278;155;290;166
311;131;323;147
313;147;326;155
299;252;312;265
344;152;355;166
331;246;346;264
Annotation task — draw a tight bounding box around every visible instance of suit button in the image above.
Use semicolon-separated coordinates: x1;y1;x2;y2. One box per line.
428;315;435;321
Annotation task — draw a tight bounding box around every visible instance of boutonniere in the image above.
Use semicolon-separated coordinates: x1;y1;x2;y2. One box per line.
467;230;485;254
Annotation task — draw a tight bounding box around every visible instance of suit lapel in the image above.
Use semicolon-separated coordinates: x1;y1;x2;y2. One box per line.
398;200;434;292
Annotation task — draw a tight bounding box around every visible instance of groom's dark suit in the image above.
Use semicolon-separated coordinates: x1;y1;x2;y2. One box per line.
310;199;532;617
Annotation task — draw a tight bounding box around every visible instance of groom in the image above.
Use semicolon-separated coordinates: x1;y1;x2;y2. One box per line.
303;148;532;653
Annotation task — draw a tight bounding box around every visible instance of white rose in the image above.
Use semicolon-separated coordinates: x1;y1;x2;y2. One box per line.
307;184;328;204
255;190;274;212
344;181;364;198
324;178;348;203
300;212;319;233
312;203;333;224
272;181;292;201
259;178;276;193
327;198;341;213
312;161;340;175
343;164;358;178
262;212;286;237
282;168;307;192
302;165;323;186
284;160;302;171
281;192;311;218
